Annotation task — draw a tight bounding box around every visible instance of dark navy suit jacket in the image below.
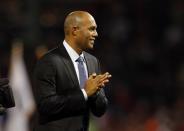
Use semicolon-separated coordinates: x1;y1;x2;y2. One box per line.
33;43;108;131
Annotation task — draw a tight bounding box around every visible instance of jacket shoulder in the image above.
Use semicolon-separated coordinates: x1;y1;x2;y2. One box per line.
38;46;61;62
84;51;98;62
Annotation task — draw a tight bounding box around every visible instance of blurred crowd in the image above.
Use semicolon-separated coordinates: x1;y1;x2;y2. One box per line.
0;0;183;131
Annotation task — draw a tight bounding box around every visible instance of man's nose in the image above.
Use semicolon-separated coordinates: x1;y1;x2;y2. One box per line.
94;30;98;37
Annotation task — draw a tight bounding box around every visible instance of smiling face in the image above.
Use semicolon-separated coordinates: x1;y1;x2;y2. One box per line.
64;11;98;54
75;14;98;51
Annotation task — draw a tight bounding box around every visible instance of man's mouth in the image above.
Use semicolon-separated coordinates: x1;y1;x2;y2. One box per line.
90;38;95;42
89;39;95;44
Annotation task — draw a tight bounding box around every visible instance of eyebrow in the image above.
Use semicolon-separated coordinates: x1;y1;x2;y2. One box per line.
89;25;97;29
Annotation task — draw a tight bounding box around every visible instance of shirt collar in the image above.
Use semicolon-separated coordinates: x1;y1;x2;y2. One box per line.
63;40;85;63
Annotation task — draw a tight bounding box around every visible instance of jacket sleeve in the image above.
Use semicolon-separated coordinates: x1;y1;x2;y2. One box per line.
88;58;108;117
33;57;87;120
88;89;108;117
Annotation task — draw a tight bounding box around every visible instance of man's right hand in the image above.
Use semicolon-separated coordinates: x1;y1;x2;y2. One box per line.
84;72;111;96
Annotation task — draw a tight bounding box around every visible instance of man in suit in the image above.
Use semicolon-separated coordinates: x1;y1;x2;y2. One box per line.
33;11;111;131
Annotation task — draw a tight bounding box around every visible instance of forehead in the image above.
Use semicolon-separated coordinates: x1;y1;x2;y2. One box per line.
83;15;97;27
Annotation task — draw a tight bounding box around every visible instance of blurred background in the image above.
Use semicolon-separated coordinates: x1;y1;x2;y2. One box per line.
0;0;183;131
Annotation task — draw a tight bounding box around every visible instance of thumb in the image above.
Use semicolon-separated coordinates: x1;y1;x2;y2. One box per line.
89;73;97;79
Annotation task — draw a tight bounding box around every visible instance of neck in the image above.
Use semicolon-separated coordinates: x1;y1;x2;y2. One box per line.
64;38;82;55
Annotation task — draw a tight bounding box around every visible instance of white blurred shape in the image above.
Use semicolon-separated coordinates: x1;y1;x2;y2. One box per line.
5;40;35;131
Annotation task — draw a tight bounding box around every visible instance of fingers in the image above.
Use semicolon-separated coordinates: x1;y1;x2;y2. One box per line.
89;73;97;79
85;72;111;96
90;72;112;88
98;72;111;84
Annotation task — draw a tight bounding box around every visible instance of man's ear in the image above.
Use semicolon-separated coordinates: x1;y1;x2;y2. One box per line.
72;26;79;36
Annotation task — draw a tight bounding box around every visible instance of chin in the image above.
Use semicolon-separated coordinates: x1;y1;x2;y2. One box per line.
84;42;94;51
89;42;94;49
88;45;94;50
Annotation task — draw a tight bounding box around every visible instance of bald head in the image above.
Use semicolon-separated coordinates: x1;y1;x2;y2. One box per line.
63;11;98;54
64;11;94;36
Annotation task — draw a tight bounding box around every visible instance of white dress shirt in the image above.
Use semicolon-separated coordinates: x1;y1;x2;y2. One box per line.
63;40;88;100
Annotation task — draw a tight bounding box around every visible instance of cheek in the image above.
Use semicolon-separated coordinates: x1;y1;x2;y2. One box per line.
79;31;91;44
82;33;89;42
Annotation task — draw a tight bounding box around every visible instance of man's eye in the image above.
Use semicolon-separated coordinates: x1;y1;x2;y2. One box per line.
89;28;95;31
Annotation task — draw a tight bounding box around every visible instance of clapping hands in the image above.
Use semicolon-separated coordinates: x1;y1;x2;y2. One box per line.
84;72;111;96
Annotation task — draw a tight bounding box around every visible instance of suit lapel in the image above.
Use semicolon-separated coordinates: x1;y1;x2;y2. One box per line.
83;52;93;76
57;44;95;87
58;44;79;87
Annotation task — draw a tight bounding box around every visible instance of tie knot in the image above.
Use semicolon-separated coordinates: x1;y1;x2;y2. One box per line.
76;56;84;63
